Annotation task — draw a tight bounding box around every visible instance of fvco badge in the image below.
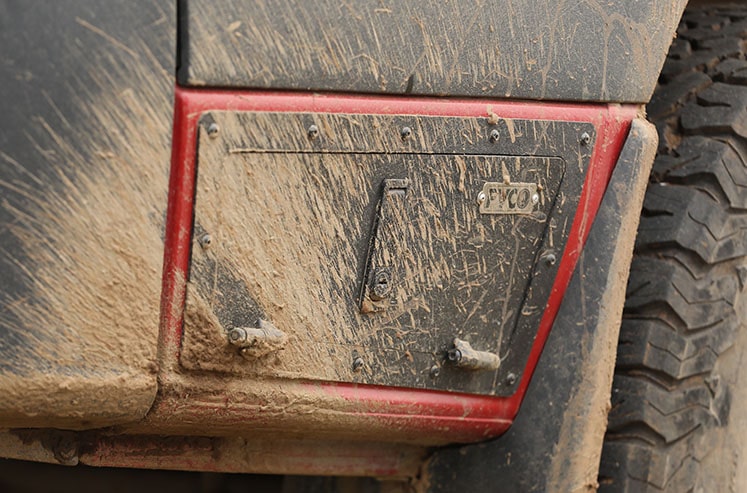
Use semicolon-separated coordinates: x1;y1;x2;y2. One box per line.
478;182;539;215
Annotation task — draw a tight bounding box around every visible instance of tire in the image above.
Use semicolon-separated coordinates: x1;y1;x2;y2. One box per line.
599;5;747;493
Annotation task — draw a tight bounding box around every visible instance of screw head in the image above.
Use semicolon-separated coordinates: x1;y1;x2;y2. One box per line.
447;348;462;363
199;233;212;249
227;327;247;345
307;124;319;140
430;365;441;378
489;129;500;143
400;126;412;140
370;268;392;300
207;123;220;138
352;356;364;372
531;193;540;204
52;435;78;465
506;373;517;386
477;191;487;205
580;132;591;146
543;253;557;266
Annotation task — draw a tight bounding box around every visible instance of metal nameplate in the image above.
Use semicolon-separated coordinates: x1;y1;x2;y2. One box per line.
478;182;538;215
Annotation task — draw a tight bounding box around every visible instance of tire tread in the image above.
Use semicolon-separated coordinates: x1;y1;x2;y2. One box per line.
600;5;747;492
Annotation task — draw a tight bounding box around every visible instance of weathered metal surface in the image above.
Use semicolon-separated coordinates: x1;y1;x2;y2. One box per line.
179;0;687;103
156;88;635;447
181;111;593;396
422;119;658;492
0;1;174;427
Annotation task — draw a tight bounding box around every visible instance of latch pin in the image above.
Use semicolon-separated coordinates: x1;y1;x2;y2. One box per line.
447;338;501;372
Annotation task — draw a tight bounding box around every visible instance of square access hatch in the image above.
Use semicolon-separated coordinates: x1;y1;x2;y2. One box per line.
180;111;593;396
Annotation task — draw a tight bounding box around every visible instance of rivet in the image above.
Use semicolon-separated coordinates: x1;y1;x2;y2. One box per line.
506;373;517;386
489;129;500;143
543;253;557;266
580;132;591;146
307;124;319;140
430;365;441;378
477;191;487;205
207;123;220;138
531;193;540;204
352;356;364;372
199;233;212;249
400;126;412;140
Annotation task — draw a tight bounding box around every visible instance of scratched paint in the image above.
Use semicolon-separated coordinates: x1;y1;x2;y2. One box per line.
180;0;687;103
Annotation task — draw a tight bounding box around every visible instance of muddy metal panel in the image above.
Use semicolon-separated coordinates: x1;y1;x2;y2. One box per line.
182;111;592;396
0;1;174;428
179;0;687;103
153;89;635;446
422;119;657;492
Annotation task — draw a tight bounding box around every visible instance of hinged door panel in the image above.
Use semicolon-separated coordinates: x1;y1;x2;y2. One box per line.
181;111;593;396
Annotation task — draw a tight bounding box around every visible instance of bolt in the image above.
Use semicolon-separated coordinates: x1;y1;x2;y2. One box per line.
370;268;392;300
227;327;247;345
352;356;364;372
580;132;591;146
506;373;517;386
430;365;441;378
477;191;487;205
531;193;540;204
307;124;319;140
199;233;212;249
489;129;500;143
543;253;557;266
447;348;462;363
53;435;78;465
207;123;220;138
400;126;412;140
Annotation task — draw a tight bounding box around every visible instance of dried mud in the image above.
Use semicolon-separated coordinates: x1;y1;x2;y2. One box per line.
546;121;658;492
179;111;578;398
0;5;173;427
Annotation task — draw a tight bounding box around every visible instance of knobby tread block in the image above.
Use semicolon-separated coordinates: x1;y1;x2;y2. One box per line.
681;83;747;138
660;37;743;82
617;318;736;380
636;185;747;263
651;136;747;210
601;5;747;492
607;374;721;443
602;435;700;490
625;256;738;330
713;58;747;83
647;72;711;120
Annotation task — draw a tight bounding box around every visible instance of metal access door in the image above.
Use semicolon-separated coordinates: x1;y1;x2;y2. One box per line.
180;111;593;396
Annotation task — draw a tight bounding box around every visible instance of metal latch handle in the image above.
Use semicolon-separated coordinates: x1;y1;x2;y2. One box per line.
447;338;501;371
227;320;287;359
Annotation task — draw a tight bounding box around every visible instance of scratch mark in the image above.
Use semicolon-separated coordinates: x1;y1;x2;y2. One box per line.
75;17;140;60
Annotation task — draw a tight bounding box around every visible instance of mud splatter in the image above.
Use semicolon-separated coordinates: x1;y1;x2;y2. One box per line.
0;3;173;428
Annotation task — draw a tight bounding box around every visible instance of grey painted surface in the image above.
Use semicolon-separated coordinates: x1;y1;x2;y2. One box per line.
180;0;686;103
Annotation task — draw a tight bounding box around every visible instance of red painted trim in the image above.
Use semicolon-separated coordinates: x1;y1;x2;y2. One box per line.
159;88;636;441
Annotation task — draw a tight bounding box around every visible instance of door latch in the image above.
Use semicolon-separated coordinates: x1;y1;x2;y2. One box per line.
447;338;501;371
360;178;410;313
